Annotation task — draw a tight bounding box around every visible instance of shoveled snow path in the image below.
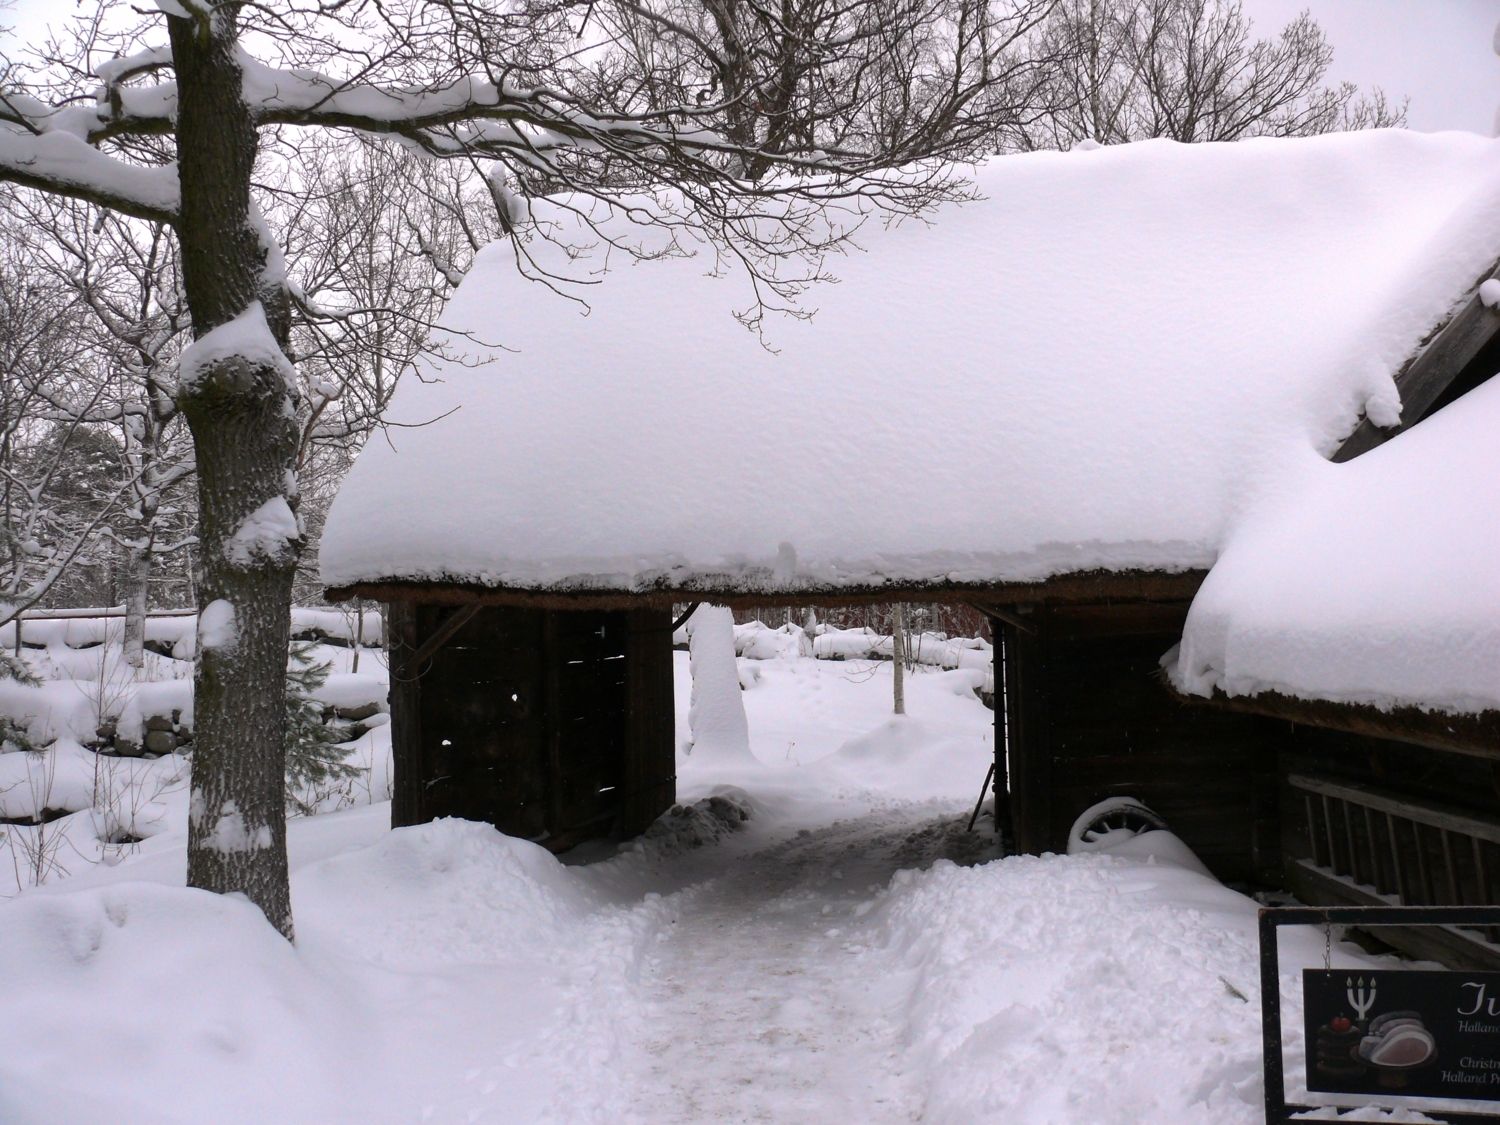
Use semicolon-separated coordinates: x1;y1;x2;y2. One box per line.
623;807;994;1124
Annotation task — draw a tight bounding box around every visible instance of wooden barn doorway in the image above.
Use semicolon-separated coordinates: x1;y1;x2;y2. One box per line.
386;604;676;853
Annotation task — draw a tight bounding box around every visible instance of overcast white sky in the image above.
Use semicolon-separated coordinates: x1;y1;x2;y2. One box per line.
4;0;1499;135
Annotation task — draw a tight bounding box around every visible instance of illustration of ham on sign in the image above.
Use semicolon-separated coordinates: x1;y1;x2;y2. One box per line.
1359;1011;1438;1068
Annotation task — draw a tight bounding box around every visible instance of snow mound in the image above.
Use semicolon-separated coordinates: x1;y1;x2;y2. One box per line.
816;710;992;800
837;714;936;763
1173;370;1500;715
322;131;1500;596
0;738;100;819
637;787;754;857
293;817;596;968
875;853;1266;1125
0;679;98;745
0;881;358;1125
735;619;812;660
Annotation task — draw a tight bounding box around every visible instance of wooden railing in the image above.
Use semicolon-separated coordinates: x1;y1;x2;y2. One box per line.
1289;773;1500;940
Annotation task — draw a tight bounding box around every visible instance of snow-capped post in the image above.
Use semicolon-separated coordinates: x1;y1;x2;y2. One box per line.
686;605;756;766
892;603;907;716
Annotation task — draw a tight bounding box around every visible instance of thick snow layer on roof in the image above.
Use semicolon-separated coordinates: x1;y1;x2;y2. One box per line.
1171;373;1500;716
321;130;1500;595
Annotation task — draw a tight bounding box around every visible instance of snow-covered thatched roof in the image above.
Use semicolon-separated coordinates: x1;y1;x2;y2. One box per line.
1171;371;1500;717
320;130;1500;600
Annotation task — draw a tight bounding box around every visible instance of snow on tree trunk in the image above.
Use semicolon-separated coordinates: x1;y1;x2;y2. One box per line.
686;605;756;765
121;545;150;671
170;12;299;941
892;602;907;716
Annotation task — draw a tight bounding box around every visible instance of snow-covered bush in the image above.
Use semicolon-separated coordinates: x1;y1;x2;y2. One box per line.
0;609;390;894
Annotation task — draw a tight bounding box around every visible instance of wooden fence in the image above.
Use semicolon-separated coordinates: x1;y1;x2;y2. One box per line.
1287;771;1500;967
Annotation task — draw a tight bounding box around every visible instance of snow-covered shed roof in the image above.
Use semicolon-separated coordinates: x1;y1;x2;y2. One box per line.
320;130;1500;601
1171;371;1500;719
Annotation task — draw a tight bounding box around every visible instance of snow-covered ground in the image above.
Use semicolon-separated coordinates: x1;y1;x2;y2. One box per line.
0;646;1410;1124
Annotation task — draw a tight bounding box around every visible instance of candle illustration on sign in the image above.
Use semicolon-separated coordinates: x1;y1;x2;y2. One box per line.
1348;978;1378;1021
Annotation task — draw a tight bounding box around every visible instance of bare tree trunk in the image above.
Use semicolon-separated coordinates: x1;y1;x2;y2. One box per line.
170;11;300;940
121;545;150;671
892;602;907;716
351;600;363;674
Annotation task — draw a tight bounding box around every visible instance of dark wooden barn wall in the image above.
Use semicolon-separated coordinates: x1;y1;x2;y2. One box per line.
1000;602;1283;885
386;601;675;850
623;608;678;835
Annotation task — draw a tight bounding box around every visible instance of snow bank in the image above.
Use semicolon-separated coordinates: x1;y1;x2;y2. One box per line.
0;811;667;1124
0;881;360;1125
293;818;597;968
816;699;992;800
875;854;1270;1125
0;739;100;818
1173;372;1500;715
118;679;194;740
322;131;1500;596
315;672;389;712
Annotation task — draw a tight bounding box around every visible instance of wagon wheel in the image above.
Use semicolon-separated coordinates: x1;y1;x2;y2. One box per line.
1080;804;1169;842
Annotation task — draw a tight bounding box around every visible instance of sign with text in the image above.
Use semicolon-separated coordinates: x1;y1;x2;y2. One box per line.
1305;970;1500;1101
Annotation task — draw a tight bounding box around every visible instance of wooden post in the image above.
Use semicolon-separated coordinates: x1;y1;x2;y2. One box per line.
386;600;424;828
542;610;564;836
623;607;677;836
988;616;1013;847
1002;611;1051;855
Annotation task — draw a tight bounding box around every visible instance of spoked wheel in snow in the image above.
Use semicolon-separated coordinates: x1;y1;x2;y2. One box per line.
1068;796;1170;852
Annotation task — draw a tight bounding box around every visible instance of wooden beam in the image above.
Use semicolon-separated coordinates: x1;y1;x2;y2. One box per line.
966;600;1036;634
328;568;1208;613
1334;265;1500;462
669;601;701;632
1167;679;1500;760
397;603;481;677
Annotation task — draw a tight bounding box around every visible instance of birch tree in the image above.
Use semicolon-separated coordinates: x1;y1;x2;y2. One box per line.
0;0;1005;939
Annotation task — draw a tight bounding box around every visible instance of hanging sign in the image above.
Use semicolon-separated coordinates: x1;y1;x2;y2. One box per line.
1305;970;1500;1100
1260;905;1500;1125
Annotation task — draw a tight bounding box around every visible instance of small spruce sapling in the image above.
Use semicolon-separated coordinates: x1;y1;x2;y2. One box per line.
0;651;40;752
284;639;362;815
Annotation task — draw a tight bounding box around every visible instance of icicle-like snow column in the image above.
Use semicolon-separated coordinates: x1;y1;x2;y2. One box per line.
686;605;757;765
